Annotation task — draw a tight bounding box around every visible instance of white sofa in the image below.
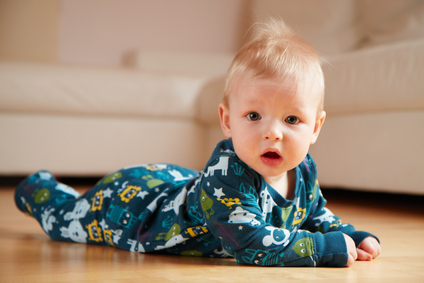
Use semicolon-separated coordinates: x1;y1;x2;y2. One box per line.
1;0;423;195
310;39;424;195
0;60;228;176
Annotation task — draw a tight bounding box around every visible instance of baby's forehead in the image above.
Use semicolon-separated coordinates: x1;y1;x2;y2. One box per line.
236;77;317;98
230;76;323;109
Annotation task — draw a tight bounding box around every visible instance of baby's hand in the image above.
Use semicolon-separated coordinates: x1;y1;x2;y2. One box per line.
357;237;381;261
343;234;357;267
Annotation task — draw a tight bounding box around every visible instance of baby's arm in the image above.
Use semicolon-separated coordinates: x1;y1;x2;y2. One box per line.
200;156;351;267
202;185;349;267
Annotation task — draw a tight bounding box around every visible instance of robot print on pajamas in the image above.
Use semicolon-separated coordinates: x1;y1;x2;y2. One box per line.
86;219;103;242
90;190;104;212
118;185;141;203
106;205;138;228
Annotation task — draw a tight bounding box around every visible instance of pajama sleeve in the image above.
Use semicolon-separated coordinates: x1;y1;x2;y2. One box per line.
199;154;350;267
301;164;380;247
301;190;380;246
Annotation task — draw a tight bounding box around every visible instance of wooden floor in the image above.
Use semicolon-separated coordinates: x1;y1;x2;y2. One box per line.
1;185;423;283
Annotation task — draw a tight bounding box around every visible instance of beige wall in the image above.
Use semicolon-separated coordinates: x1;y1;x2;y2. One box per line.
0;0;59;63
59;0;252;67
0;0;252;67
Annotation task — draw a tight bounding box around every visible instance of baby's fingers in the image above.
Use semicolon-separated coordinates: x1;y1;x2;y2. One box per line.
358;237;381;259
357;248;372;261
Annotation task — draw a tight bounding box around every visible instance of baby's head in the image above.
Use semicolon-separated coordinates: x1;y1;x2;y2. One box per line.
219;19;326;180
223;19;324;111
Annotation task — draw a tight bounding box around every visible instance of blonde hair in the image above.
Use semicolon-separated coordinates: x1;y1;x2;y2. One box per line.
223;19;325;110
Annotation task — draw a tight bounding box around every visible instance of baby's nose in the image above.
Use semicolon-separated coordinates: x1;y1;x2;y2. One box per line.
263;124;283;141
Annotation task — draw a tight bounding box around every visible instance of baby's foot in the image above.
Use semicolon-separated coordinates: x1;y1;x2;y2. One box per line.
14;170;55;215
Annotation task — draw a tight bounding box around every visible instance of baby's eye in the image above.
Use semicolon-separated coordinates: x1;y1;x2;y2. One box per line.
247;112;261;121
285;116;299;125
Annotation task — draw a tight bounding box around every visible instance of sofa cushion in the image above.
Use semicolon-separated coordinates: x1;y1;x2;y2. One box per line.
322;38;424;116
0;62;221;123
126;49;234;77
251;0;361;55
358;0;424;49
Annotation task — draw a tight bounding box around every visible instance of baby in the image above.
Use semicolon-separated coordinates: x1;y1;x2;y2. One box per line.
15;19;380;267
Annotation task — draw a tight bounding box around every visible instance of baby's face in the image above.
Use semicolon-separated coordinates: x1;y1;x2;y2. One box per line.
219;77;325;181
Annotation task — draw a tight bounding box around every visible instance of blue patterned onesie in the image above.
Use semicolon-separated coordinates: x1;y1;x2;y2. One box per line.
15;139;378;267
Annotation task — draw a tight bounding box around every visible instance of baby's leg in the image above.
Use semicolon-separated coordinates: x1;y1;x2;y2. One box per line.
14;165;199;251
15;170;104;244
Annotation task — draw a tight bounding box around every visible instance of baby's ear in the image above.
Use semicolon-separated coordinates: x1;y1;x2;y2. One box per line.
219;103;232;138
311;111;326;144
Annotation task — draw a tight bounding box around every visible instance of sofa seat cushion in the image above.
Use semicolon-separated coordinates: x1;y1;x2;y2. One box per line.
0;62;220;122
309;110;424;194
323;38;424;116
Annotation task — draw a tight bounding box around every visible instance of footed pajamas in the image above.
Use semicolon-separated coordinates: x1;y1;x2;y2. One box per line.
15;139;378;267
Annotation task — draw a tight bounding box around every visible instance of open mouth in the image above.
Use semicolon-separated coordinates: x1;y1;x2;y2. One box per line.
262;152;281;159
261;151;283;166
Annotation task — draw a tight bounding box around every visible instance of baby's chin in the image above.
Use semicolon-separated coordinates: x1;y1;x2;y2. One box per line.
252;164;290;179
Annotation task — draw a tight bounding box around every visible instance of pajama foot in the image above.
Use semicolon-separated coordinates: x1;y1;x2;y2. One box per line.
14;170;80;217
